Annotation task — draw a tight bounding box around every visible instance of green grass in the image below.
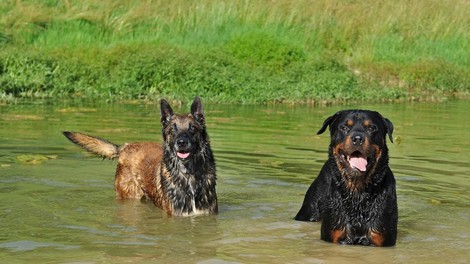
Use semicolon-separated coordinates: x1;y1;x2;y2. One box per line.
0;0;469;103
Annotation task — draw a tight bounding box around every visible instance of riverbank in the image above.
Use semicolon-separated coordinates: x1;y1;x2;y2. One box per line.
1;0;468;104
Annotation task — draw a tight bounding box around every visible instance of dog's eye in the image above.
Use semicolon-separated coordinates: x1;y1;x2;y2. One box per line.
367;125;378;133
188;123;197;133
173;123;178;132
340;125;350;133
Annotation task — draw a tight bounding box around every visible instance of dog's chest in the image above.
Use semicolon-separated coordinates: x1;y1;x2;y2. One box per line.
167;172;210;216
332;191;380;224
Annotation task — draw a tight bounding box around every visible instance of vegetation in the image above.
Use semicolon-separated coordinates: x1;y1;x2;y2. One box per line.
0;0;469;103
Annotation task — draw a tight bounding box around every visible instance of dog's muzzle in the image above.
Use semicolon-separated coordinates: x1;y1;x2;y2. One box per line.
348;133;367;171
175;136;191;159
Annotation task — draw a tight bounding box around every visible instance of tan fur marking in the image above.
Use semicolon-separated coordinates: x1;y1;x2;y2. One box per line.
369;230;385;246
333;142;345;156
331;229;346;243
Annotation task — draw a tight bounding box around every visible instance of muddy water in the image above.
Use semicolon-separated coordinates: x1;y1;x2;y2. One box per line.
0;100;468;263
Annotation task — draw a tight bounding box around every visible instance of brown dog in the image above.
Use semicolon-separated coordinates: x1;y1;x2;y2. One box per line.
63;97;217;216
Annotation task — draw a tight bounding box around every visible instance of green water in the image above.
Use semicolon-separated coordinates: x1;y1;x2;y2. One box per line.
0;100;469;263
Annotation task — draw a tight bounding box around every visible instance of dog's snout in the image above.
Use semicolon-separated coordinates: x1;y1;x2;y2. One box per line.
177;137;189;148
351;134;365;145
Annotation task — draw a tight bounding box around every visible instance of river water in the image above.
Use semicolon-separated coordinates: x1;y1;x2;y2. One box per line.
0;99;469;263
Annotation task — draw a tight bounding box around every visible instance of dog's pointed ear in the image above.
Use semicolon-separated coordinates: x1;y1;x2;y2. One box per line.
317;112;341;135
160;99;174;127
383;117;394;143
191;96;205;125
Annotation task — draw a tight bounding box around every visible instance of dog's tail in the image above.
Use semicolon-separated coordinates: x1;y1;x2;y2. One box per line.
63;131;120;159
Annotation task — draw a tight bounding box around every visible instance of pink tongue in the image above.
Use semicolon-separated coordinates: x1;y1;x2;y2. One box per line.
177;152;190;159
350;156;367;171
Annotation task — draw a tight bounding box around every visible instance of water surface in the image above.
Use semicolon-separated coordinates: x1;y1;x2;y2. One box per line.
0;100;469;263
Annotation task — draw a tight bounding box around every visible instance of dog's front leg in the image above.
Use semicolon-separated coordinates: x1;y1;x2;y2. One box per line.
294;181;322;221
294;164;331;221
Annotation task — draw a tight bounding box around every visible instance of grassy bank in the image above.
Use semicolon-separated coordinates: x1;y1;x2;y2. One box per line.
0;0;469;103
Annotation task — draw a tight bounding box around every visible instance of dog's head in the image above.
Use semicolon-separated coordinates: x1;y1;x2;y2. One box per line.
317;110;394;190
160;96;208;162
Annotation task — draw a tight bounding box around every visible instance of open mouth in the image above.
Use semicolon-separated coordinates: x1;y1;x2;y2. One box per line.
347;151;368;172
176;152;190;159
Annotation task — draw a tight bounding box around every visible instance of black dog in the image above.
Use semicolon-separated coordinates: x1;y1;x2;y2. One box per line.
294;110;397;247
63;97;217;216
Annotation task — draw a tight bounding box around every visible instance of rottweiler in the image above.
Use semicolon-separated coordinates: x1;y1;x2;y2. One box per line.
294;110;397;247
63;97;218;216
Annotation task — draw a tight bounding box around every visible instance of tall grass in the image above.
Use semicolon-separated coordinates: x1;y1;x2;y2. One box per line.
0;0;469;103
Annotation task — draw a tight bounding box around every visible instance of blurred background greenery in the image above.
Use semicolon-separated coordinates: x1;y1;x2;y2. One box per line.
1;0;468;103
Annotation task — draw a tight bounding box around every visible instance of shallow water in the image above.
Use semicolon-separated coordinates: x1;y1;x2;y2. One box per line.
0;99;469;263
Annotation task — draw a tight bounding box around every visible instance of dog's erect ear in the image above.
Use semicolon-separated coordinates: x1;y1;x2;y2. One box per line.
383;117;394;143
160;99;174;127
317;111;341;135
191;96;205;125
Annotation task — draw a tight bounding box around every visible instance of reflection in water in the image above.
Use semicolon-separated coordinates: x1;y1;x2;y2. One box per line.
0;100;468;263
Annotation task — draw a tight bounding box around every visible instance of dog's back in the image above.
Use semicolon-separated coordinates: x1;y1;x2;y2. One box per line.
114;142;163;199
63;131;163;199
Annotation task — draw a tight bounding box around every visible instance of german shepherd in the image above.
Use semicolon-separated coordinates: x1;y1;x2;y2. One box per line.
295;110;397;246
63;97;217;216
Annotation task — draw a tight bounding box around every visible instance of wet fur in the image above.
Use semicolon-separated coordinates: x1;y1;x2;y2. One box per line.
294;110;397;247
63;97;217;216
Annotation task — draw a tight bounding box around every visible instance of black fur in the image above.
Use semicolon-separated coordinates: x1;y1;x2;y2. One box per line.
295;110;397;247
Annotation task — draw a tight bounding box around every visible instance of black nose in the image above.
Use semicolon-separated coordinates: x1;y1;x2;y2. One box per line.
352;134;364;145
177;137;189;148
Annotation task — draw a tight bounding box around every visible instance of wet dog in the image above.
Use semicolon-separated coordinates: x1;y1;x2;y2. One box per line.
294;110;397;246
63;97;217;216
